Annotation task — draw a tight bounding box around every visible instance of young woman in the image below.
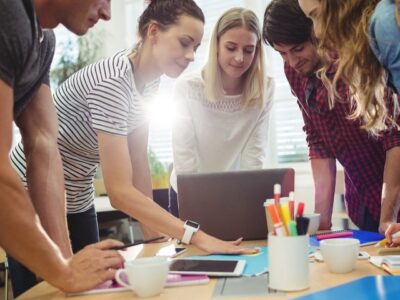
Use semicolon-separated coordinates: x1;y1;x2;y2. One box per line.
169;7;274;211
11;0;252;260
298;0;400;135
298;0;400;238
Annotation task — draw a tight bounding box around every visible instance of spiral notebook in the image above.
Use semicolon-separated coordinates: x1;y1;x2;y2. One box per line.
309;230;384;247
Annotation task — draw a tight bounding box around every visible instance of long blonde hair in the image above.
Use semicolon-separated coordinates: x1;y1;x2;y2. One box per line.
202;8;265;107
316;0;398;135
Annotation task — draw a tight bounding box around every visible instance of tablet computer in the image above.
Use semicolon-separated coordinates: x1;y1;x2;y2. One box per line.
169;259;246;276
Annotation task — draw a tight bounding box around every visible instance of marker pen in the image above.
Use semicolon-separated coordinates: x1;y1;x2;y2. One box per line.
273;183;281;205
267;202;287;236
296;201;305;218
288;191;295;220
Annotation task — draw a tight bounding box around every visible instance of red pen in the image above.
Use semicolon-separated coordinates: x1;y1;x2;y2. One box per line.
296;201;305;218
273;183;281;205
316;231;353;241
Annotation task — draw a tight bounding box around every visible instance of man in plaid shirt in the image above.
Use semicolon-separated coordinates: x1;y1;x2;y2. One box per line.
263;0;400;232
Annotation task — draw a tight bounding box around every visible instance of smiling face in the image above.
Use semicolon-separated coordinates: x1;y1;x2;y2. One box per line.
298;0;323;38
273;41;320;76
217;26;258;82
151;15;204;78
59;0;111;35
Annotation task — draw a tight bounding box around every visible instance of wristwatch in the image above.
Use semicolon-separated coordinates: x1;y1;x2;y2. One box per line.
181;220;200;245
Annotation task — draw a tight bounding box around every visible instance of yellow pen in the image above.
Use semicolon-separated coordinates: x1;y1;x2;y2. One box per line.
375;231;400;247
280;202;291;235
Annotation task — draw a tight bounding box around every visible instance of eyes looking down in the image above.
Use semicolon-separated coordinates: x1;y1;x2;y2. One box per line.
217;26;258;80
151;14;204;78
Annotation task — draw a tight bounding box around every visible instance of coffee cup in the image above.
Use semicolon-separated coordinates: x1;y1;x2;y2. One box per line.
320;238;360;273
303;213;320;235
115;256;169;298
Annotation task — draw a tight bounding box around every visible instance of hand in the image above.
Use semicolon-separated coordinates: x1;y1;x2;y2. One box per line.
379;220;393;235
385;223;400;246
58;239;124;292
191;231;259;255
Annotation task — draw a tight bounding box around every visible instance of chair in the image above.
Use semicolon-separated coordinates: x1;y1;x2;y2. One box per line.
0;248;8;300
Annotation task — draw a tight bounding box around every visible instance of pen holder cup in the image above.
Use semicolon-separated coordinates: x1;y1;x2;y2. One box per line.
268;233;309;291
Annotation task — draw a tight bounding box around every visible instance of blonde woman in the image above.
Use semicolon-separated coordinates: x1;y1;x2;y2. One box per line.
169;8;274;210
298;0;400;135
298;0;400;235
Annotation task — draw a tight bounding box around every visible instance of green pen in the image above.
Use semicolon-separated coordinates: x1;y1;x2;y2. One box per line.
289;221;298;236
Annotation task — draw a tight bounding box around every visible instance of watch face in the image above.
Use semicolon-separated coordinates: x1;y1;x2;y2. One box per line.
186;220;200;229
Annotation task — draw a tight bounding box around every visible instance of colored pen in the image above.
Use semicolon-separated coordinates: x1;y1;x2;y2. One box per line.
280;202;291;234
273;183;281;205
267;202;287;236
288;191;295;220
375;231;400;247
111;236;165;250
296;201;305;218
288;220;298;236
296;216;310;235
316;231;353;241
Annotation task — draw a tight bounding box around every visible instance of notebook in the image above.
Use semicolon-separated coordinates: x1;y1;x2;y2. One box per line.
309;230;384;247
294;275;400;299
370;255;400;275
177;169;294;240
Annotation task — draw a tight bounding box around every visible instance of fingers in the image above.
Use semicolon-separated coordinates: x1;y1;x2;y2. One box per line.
230;237;243;246
385;224;400;244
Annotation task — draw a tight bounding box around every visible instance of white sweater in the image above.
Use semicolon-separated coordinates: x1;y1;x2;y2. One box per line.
170;71;274;191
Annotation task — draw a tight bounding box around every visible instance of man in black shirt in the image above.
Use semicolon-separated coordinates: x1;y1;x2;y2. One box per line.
0;0;124;293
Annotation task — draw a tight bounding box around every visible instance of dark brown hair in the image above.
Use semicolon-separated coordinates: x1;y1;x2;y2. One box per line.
138;0;205;39
263;0;313;46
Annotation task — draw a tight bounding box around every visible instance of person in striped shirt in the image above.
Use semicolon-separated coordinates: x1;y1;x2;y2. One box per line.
12;0;254;269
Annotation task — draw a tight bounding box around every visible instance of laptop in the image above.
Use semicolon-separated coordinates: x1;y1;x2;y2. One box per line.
177;168;294;240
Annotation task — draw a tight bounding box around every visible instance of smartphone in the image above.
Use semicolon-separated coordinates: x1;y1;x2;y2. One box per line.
169;259;246;276
156;244;187;258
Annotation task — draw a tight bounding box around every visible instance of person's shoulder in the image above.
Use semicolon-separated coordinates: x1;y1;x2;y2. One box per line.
175;70;204;90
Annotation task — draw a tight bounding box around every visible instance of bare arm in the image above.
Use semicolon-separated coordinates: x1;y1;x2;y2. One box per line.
379;147;400;233
127;123;162;239
311;158;336;230
99;132;255;254
16;84;71;258
0;80;123;292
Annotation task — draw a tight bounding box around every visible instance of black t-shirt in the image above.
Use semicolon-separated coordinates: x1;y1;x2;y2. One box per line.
0;0;55;118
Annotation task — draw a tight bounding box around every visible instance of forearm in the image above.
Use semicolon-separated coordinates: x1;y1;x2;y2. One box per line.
380;147;400;230
311;159;336;229
24;136;72;257
0;166;69;287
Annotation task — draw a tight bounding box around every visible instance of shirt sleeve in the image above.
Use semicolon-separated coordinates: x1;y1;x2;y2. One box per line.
240;77;274;169
86;77;130;136
0;1;32;87
171;78;198;175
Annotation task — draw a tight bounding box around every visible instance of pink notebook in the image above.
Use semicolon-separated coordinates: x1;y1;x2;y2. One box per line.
67;273;209;296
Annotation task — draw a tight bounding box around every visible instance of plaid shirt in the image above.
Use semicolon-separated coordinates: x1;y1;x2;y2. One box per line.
284;63;400;227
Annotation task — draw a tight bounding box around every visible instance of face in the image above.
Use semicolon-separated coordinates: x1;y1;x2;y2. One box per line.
217;27;258;82
151;15;204;78
298;0;322;38
273;41;320;76
60;0;111;35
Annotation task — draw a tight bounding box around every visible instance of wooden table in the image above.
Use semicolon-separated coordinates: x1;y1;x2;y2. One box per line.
17;241;385;300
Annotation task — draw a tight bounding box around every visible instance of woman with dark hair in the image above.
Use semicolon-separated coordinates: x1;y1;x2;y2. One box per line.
11;1;252;289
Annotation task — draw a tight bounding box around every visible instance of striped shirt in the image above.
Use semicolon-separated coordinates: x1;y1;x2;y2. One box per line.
11;50;159;213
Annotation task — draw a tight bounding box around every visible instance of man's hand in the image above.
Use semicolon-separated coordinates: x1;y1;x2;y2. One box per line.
58;239;124;293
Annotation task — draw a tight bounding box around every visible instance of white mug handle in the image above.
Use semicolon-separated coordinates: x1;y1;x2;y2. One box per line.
114;269;130;288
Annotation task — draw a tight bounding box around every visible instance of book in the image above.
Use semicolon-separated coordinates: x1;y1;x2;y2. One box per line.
309;230;384;247
293;275;400;299
66;273;209;296
369;255;400;275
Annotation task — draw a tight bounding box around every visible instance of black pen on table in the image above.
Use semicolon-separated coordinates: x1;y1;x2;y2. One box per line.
111;236;165;250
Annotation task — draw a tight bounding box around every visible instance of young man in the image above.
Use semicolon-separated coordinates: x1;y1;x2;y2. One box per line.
0;0;123;293
263;0;400;232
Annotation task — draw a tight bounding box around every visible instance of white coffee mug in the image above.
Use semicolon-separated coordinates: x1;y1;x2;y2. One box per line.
303;213;320;235
115;256;169;298
320;238;360;274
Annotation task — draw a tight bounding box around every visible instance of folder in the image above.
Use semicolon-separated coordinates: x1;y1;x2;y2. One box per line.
294;275;400;299
309;230;384;247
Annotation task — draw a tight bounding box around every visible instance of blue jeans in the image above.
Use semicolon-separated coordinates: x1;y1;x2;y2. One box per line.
369;0;400;94
8;206;99;297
